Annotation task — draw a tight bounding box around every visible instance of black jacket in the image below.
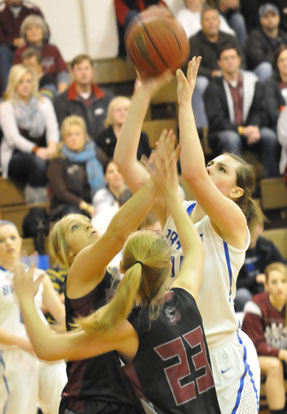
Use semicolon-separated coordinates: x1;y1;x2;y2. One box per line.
53;82;114;143
245;27;287;70
96;125;151;161
237;236;285;295
187;30;244;78
263;74;286;130
203;73;266;146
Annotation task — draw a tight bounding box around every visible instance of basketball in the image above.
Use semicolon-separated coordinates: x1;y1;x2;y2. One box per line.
125;11;190;79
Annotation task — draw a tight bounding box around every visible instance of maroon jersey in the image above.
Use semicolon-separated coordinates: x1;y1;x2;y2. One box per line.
242;291;287;357
124;288;221;414
61;272;143;414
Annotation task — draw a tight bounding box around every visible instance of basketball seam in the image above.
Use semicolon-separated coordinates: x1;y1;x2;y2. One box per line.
162;22;182;52
139;17;169;69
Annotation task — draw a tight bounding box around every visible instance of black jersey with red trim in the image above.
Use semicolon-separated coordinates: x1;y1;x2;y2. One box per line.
60;272;143;414
124;288;221;414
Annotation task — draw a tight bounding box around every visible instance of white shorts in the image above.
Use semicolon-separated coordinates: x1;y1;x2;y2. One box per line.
0;349;67;414
209;330;260;414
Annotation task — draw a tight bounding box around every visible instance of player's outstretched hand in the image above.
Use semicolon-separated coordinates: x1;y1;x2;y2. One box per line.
152;128;180;198
14;264;45;303
134;69;173;99
176;56;201;106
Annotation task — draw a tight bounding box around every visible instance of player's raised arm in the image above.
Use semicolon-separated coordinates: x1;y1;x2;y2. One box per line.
152;130;204;301
177;57;246;248
114;72;171;225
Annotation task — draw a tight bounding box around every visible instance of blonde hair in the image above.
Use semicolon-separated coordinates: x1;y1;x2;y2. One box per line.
265;262;287;325
51;115;89;158
226;153;261;234
20;15;49;43
48;214;88;268
104;96;130;128
265;262;287;283
77;230;171;334
3;64;40;102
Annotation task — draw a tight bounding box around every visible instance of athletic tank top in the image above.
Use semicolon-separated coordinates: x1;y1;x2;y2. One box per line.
163;201;250;349
0;266;44;350
124;288;221;414
62;272;143;413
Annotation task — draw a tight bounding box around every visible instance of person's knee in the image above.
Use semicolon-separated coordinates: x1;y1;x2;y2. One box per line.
254;62;272;82
260;128;278;145
265;358;284;376
218;131;241;152
195;76;209;94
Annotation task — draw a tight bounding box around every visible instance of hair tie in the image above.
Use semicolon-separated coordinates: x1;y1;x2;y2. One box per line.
135;260;143;266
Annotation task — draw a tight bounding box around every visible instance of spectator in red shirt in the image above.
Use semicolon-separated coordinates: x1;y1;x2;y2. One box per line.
242;262;287;414
14;14;69;93
0;0;43;94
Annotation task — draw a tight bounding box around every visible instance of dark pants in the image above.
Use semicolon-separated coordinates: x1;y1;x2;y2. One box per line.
215;128;280;177
8;151;48;186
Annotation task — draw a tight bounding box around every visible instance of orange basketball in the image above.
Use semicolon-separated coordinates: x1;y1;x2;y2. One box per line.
125;11;190;79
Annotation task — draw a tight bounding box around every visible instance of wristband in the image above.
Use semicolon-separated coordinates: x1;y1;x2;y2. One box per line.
238;126;243;135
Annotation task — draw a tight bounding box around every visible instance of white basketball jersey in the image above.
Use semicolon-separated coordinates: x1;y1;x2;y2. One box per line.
0;266;44;350
163;201;250;349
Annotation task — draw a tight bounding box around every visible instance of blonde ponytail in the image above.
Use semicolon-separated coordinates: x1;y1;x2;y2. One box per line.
75;230;171;334
76;264;142;333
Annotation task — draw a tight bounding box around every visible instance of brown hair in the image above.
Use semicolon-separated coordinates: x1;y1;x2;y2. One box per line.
21;47;43;64
226;153;261;234
71;54;93;69
265;262;287;284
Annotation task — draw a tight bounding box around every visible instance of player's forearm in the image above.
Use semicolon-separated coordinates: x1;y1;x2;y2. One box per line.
108;178;156;240
0;328;24;347
179;103;206;182
18;298;59;360
114;88;150;170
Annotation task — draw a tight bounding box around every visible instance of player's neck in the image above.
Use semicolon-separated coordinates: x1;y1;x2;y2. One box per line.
0;258;19;272
76;83;92;95
113;124;122;138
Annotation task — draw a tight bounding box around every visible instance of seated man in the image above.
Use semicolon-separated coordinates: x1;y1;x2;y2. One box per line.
245;3;287;82
53;54;114;149
204;43;280;177
187;5;243;129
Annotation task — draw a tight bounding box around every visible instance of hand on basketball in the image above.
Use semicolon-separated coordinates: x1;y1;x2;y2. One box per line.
14;264;45;303
176;56;201;105
134;69;172;99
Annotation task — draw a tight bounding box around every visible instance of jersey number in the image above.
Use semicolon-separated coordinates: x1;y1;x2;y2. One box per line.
154;326;214;406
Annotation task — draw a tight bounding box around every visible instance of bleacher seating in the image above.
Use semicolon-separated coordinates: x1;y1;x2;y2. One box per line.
260;177;287;210
142;118;178;148
0;178;49;235
263;227;287;259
